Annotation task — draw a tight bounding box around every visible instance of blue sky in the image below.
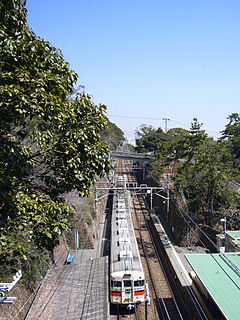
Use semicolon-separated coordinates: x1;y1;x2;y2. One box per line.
26;0;240;139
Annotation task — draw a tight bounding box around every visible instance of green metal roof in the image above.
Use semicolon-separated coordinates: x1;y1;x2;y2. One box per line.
227;231;240;239
232;239;240;246
185;253;240;320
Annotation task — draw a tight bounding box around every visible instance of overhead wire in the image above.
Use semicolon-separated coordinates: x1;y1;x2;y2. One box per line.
169;197;240;290
171;197;219;251
108;114;221;137
109;114;165;121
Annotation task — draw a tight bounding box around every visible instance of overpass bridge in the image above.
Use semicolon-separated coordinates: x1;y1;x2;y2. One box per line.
110;151;153;162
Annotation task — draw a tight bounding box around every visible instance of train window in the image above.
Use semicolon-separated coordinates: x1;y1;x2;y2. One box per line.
134;280;144;287
113;281;122;288
124;280;132;287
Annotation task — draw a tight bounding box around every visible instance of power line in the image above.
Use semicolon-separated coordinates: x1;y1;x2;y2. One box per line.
171;198;219;251
108;114;221;136
170;120;220;135
109;114;166;121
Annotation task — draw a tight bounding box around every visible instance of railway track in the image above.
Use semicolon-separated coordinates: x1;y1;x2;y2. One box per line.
112;160;210;320
116;304;138;320
110;161;184;319
109;161;143;320
124;162;184;320
131;193;183;320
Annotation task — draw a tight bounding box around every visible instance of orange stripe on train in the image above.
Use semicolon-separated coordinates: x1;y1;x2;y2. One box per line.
110;291;121;296
134;291;144;296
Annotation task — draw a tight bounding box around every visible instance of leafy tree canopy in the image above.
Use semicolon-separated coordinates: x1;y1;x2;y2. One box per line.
100;121;125;150
220;113;240;161
137;118;240;219
0;0;111;263
174;138;239;215
135;124;168;152
167;127;189;139
172;119;240;216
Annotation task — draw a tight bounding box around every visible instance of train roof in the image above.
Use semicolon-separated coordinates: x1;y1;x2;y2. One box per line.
110;190;143;276
186;252;240;320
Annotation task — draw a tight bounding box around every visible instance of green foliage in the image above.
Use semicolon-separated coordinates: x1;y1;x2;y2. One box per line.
0;191;73;263
174;120;239;215
135;124;168;152
101;121;125;150
150;140;171;174
136;118;240;217
167;127;189;138
148;127;189;174
167;127;190;159
0;0;111;264
220;113;240;161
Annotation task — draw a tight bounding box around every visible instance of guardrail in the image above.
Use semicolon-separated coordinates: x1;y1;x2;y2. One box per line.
110;151;153;162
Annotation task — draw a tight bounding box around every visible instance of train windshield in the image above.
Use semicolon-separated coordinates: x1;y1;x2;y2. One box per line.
123;280;132;287
112;281;122;288
134;280;145;287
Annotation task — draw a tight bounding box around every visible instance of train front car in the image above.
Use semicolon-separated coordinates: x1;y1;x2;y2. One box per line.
110;188;145;307
110;271;145;305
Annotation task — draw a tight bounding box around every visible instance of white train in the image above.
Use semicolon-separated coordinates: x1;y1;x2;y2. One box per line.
110;184;145;306
115;175;125;188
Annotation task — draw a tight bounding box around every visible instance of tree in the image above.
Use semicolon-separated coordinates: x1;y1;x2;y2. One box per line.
135;124;155;138
0;0;111;263
174;121;239;218
166;127;190;160
135;125;168;152
149;140;172;175
100;121;125;150
136;125;189;174
134;118;240;222
221;113;240;165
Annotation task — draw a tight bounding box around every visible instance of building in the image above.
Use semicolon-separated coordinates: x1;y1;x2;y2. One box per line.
186;252;240;320
226;231;240;252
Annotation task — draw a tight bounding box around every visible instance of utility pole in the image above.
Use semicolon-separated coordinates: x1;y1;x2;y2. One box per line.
162;118;170;133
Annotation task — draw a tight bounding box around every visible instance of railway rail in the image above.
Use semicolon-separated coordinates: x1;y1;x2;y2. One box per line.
132;193;184;319
115;304;138;320
111;160;210;320
113;161;183;319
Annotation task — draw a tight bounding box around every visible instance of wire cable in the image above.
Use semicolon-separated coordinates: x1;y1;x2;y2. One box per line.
171;198;219;251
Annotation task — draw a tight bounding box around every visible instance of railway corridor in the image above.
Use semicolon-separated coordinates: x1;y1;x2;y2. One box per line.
110;161;184;319
131;196;160;320
131;193;183;320
124;163;183;320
